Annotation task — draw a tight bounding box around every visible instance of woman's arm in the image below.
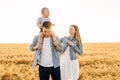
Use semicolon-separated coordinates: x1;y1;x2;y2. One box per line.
68;41;83;55
59;36;69;53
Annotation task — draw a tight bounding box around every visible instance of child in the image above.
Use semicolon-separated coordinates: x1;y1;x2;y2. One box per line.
36;7;58;49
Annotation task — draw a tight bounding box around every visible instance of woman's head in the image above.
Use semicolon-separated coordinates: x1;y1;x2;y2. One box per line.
69;25;82;45
41;7;50;18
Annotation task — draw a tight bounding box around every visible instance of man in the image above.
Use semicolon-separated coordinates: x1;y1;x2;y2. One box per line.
30;21;61;80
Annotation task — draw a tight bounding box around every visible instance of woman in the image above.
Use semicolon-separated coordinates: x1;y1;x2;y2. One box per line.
60;25;83;80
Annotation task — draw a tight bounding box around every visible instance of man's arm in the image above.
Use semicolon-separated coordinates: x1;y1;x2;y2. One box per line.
29;35;39;51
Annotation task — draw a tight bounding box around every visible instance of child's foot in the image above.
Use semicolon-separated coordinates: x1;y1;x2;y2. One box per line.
38;44;42;50
53;40;58;47
55;45;61;51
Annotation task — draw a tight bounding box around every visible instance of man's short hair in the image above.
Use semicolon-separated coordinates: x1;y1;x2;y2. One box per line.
43;21;52;29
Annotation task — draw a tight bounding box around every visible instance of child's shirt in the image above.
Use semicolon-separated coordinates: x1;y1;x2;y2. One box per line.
37;17;50;27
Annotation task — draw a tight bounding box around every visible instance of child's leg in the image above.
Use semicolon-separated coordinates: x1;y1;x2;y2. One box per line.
51;31;58;46
51;31;61;51
38;32;43;49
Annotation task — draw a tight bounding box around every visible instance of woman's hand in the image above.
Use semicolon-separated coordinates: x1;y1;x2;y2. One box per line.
68;41;74;46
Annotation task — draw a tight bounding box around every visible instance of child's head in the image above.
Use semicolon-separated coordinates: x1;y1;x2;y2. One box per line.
41;7;50;18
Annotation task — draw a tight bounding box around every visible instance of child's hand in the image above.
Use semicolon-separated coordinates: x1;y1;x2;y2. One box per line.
55;45;61;51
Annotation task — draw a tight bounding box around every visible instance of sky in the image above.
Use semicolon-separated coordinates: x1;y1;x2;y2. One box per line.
0;0;120;43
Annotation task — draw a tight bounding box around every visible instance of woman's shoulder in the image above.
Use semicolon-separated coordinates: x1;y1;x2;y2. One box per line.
61;36;69;39
60;36;69;40
60;36;69;43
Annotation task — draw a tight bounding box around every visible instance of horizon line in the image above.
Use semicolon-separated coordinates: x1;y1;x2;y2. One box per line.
0;42;120;44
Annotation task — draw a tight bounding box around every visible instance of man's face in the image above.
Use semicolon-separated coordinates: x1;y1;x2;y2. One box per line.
42;28;51;37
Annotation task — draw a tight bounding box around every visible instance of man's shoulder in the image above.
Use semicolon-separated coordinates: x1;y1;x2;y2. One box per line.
61;36;68;39
34;35;39;40
35;35;39;37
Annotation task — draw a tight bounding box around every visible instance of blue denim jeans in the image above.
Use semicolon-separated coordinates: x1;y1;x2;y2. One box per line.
39;65;61;80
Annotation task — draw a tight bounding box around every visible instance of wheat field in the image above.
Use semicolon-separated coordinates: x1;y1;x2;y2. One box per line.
0;43;120;80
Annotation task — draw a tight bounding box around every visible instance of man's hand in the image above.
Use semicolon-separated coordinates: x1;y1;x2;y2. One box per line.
33;44;38;51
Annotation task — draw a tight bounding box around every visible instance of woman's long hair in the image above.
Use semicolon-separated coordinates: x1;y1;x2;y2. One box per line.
71;25;82;46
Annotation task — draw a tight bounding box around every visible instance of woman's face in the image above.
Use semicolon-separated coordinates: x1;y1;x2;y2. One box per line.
69;26;76;36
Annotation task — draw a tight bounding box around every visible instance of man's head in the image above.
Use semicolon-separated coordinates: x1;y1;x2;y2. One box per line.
42;21;52;37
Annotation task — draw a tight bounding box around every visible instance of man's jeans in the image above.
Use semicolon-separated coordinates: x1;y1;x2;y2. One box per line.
39;65;61;80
